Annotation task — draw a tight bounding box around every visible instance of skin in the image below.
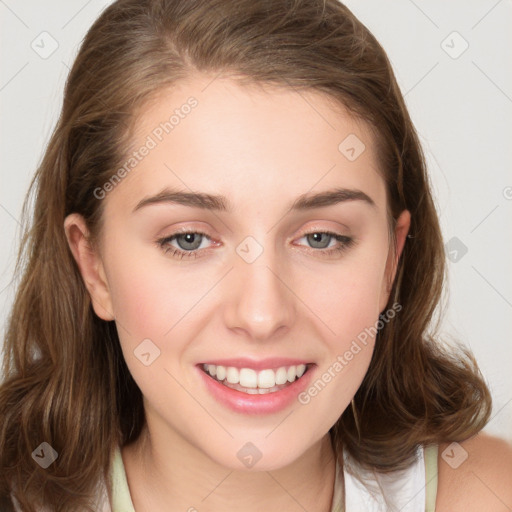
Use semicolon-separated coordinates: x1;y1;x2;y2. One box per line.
64;74;512;511
436;433;512;511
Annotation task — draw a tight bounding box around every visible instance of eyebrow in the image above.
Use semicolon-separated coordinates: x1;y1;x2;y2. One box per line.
132;186;376;213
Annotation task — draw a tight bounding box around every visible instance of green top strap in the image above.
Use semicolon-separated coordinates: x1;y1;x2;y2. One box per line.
424;444;438;512
111;447;136;512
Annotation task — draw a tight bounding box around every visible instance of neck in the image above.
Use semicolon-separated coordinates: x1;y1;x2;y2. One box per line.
122;424;337;512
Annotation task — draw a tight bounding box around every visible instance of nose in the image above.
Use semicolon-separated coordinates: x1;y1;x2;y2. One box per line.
223;246;296;341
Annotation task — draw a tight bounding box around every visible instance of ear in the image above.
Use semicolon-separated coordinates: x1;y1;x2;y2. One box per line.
63;213;115;321
379;209;411;312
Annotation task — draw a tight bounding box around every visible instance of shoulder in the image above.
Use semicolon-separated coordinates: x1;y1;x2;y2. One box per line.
435;431;512;511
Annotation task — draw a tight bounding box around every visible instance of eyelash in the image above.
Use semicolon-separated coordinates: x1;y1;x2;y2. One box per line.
155;229;355;260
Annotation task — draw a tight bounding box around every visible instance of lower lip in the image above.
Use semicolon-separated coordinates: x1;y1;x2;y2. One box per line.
196;364;316;415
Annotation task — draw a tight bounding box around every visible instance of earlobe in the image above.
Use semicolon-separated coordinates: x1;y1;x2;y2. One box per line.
379;209;411;311
63;214;115;321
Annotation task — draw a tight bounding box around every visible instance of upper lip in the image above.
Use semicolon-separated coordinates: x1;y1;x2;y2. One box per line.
198;357;313;371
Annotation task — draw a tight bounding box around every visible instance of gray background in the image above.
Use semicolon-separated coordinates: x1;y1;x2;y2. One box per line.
1;0;511;442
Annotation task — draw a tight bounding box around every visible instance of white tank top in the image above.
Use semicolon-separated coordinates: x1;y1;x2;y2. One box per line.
334;444;439;512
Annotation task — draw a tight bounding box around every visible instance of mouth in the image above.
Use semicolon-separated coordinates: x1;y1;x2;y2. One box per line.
198;362;313;395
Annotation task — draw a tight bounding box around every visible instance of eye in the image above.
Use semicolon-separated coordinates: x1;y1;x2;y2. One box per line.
155;230;215;260
295;231;355;257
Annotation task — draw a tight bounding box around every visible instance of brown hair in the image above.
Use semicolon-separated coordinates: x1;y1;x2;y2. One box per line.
0;0;492;509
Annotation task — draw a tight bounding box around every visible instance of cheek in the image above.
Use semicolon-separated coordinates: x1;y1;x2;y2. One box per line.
299;260;385;424
102;248;200;402
103;237;202;338
107;262;166;336
305;249;388;339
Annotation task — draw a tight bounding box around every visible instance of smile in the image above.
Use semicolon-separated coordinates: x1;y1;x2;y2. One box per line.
201;363;310;395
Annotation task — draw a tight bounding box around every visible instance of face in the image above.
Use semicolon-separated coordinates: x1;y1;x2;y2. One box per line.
65;75;409;471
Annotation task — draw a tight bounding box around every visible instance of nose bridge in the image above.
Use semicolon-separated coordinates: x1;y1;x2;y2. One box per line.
223;235;296;340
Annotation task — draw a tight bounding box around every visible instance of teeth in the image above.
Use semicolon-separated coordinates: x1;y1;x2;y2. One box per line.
239;368;257;388
275;367;288;385
202;363;309;390
258;369;275;388
226;367;239;384
216;365;226;381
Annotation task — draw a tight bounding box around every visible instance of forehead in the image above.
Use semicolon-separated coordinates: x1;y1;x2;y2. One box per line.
107;75;387;216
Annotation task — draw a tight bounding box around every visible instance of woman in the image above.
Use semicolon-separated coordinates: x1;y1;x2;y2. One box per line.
1;0;511;510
